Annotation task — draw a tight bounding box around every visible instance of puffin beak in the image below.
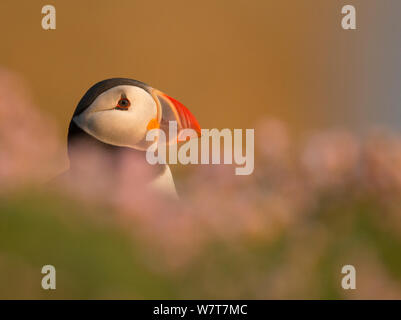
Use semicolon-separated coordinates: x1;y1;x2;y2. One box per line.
151;89;201;143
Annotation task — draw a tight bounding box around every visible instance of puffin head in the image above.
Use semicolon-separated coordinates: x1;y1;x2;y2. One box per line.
68;78;201;160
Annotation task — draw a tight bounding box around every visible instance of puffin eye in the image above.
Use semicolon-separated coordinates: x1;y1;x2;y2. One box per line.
116;97;131;110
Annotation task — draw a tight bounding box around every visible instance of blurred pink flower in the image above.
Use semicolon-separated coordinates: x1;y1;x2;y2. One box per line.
301;130;360;189
362;128;401;193
0;69;64;189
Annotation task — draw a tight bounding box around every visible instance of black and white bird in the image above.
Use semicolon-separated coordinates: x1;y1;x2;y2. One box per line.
66;78;201;198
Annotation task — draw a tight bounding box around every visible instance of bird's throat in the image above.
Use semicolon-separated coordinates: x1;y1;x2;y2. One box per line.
67;120;166;179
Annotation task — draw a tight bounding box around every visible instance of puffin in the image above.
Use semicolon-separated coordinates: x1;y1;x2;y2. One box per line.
66;78;201;198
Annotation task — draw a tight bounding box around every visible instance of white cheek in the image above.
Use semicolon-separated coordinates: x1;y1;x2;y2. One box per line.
74;107;157;149
73;85;158;150
87;111;148;147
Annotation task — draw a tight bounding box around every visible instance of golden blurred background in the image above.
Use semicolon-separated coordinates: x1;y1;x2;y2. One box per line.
1;0;400;141
1;1;401;299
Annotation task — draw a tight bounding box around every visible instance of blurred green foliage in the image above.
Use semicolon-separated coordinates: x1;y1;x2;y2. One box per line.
1;188;401;299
